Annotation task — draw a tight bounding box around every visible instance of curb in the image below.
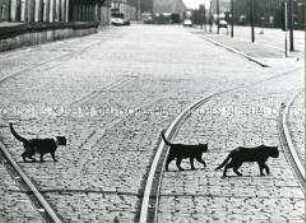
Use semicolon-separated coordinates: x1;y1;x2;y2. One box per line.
282;89;305;180
200;36;270;68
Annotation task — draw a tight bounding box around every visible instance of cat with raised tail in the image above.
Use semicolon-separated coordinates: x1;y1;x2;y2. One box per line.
10;123;67;162
161;131;208;171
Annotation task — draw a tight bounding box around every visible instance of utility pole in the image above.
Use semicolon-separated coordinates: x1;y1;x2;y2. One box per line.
209;0;213;32
230;0;234;37
284;0;288;57
250;0;255;42
288;0;294;51
217;0;220;34
137;0;141;20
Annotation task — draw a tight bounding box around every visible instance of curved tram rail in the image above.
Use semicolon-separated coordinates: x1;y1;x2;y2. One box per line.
139;88;237;223
0;34;108;223
0;34;303;222
279;89;305;186
0;31;109;85
139;69;304;223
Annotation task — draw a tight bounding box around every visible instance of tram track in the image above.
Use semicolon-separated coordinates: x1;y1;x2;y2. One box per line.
0;26;303;222
139;69;304;223
0;141;63;223
138;87;239;223
0;67;302;223
0;29;118;223
0;30;115;86
279;89;305;188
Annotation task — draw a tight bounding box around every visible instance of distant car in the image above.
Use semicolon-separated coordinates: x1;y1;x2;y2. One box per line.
218;20;228;29
183;19;192;27
111;17;124;26
111;13;130;26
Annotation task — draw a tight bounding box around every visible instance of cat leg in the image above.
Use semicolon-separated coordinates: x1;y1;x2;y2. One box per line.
22;152;28;162
29;155;37;162
233;162;243;176
263;163;270;175
195;157;207;168
258;162;265;176
222;166;229;178
176;158;184;171
28;151;36;162
222;161;234;178
190;158;195;170
166;155;175;171
51;152;58;162
40;154;45;162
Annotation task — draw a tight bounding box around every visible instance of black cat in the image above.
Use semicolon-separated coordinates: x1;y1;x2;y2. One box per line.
215;145;279;178
161;131;208;171
10;123;67;162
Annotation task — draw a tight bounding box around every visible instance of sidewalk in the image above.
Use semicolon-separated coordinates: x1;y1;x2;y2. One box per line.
192;26;303;67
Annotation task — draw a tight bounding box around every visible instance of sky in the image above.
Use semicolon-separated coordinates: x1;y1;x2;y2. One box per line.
183;0;210;9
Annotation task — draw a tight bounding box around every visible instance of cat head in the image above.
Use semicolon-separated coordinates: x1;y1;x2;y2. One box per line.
56;136;67;146
199;143;208;153
268;146;279;158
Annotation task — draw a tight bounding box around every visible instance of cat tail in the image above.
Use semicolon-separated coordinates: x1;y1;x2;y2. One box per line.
215;154;231;170
9;123;28;143
161;131;171;146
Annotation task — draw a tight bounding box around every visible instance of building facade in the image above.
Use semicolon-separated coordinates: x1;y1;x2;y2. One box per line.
153;0;186;15
0;0;106;23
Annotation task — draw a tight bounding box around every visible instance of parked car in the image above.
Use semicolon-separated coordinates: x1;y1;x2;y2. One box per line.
218;20;228;29
111;13;130;26
183;19;192;27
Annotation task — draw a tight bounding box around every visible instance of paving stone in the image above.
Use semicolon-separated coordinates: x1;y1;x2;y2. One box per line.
159;67;304;222
0;25;304;222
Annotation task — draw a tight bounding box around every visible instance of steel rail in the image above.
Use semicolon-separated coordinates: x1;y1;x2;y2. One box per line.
139;68;304;223
139;88;238;223
0;141;63;223
281;89;305;181
0;34;107;223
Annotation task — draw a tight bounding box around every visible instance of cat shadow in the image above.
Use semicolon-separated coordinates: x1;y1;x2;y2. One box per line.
17;159;57;164
221;175;272;179
166;167;207;172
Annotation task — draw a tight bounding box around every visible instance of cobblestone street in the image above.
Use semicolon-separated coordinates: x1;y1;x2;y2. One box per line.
159;70;304;223
0;25;304;222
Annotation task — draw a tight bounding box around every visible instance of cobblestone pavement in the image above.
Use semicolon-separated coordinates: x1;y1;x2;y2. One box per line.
0;25;304;222
288;90;305;165
158;62;305;222
0;158;44;223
